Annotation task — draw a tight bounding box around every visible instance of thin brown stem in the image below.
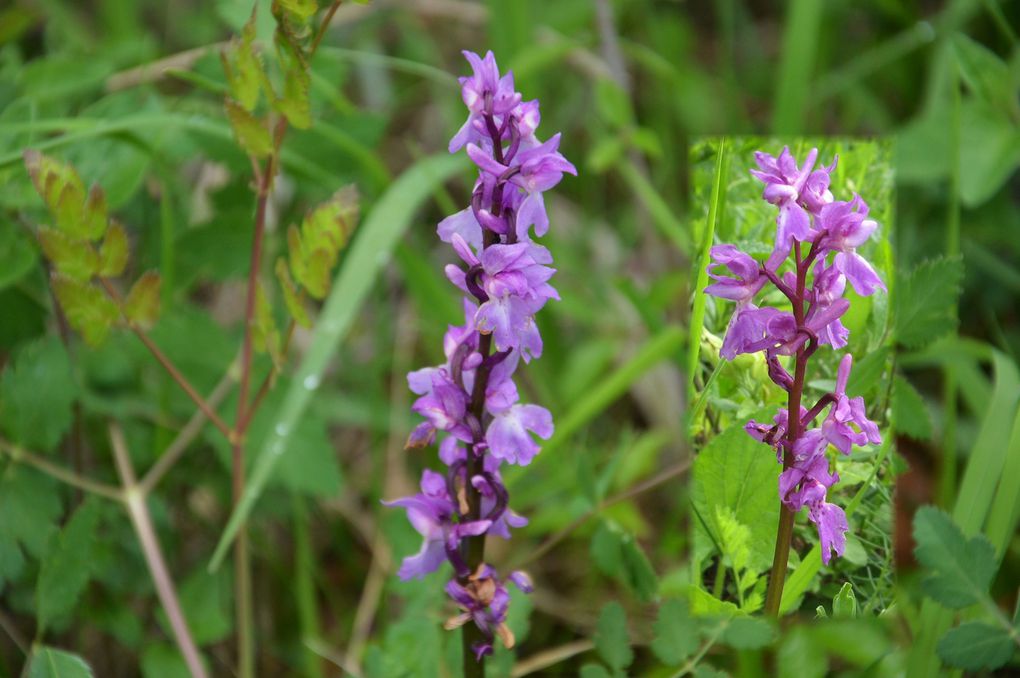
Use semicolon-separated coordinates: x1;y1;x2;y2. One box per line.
511;640;595;677
109;424;208;678
0;438;123;502
311;1;344;56
239;320;296;433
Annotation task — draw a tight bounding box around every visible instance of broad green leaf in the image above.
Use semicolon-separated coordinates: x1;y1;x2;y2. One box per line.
893;374;932;440
594;601;632;671
619;533;658;602
831;582;857;618
721;616;775;649
590;521;658;601
275;258;310;327
958;100;1020;207
225;99;273;158
37;228;98;281
689;586;740;616
594;78;634;128
51;275;119;346
221;12;263;111
141;645;190;678
651;598;698;665
27;647;94;678
937;621;1015;671
912;506;996;609
97;222;128;277
123;271;162;329
274;29;311;129
893;257;964;348
210;153;467;569
36;499;102;633
692;419;780;573
0;336;77;453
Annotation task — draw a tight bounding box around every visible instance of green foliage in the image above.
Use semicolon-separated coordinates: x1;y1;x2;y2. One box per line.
692;420;779;575
720;616;775;650
937;620;1016;671
593;601;632;673
912;506;996;610
36;499;102;633
893;257;964;349
221;13;264;112
123;271;162;330
0;336;76;453
0;468;61;587
651;598;698;665
24;151;105;241
225;99;274;158
590;520;658;602
286;186;359;300
892;375;931;440
831;582;857;619
27;647;94;678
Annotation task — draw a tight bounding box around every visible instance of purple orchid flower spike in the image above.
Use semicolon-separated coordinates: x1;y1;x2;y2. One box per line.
706;145;885;614
386;49;571;668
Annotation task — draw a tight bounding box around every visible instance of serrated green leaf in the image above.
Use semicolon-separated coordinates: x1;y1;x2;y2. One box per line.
51;275;119;346
591;520;623;577
651;598;698;665
123;271;161;329
290;186;359;299
777;626;827;678
721;616;775;649
82;184;108;240
275;258;310;327
225;99;273;158
27;647;94;678
893;257;964;349
620;532;658;602
253;281;282;367
97;222;128;277
0;336;76;453
0;467;62;564
579;665;613;678
221;12;263;111
274;29;311;129
24;151;96;240
893;375;932;440
832;582;857;618
913;506;996;609
36;499;102;633
937;621;1015;671
275;0;318;24
37;228;98;281
594;601;632;671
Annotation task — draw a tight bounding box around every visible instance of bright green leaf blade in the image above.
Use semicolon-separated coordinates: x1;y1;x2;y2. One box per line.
97;222;128;277
124;271;162;330
224;99;273;158
831;582;857;618
51;275;119;346
208;152;466;570
37;228;98;281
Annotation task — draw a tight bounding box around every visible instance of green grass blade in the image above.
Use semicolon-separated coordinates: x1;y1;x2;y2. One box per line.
208;152;467;570
687;139;726;402
617;159;690;254
771;0;824;133
985;404;1020;560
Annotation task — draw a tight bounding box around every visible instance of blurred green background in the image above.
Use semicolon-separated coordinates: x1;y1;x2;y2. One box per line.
0;0;1018;675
